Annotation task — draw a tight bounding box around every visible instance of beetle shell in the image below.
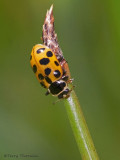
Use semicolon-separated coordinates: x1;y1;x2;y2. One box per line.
30;44;63;89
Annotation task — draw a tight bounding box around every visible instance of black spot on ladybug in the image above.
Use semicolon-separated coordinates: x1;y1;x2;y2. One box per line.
54;61;59;66
46;51;53;57
39;58;50;65
54;70;61;78
45;68;51;76
33;65;37;73
37;48;45;54
40;82;46;88
45;77;52;84
30;55;32;60
38;73;44;80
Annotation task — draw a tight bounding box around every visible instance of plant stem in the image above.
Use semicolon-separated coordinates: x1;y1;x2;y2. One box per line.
64;89;99;160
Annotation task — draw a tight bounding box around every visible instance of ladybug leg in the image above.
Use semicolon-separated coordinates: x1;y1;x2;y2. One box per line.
57;55;64;62
53;99;61;105
45;90;50;96
68;78;74;83
62;68;66;76
62;75;69;81
62;75;74;83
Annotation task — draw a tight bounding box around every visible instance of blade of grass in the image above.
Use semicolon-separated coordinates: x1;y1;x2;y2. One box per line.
42;5;99;159
64;89;99;160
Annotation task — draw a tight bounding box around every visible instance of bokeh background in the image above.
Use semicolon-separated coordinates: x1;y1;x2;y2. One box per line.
0;0;120;159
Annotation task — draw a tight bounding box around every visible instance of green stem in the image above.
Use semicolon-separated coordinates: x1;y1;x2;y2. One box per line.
64;89;99;160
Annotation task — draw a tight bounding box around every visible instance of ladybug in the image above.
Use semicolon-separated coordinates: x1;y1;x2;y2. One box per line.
30;44;72;99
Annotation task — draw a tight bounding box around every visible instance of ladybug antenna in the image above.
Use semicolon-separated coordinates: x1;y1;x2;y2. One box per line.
52;99;61;105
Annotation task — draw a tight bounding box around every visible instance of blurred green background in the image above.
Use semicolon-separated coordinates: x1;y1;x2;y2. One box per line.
0;0;120;159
